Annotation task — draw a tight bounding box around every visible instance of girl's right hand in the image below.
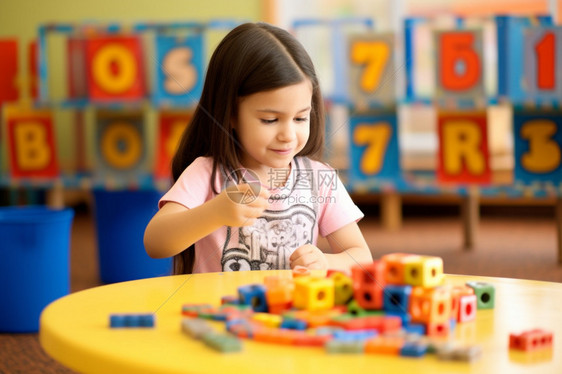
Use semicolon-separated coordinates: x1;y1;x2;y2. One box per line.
215;183;270;227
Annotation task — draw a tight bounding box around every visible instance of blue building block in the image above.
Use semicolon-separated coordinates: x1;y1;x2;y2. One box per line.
400;342;428;357
333;329;378;341
383;285;412;314
404;323;426;336
238;284;268;312
109;313;155;328
280;319;308;330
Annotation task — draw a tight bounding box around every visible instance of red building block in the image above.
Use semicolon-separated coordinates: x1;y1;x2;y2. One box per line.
351;261;386;310
509;329;553;351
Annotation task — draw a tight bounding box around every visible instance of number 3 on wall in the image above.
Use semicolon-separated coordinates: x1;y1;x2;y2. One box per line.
513;112;562;183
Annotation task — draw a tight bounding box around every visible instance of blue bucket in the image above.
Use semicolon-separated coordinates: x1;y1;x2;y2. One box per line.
93;190;172;284
0;206;74;332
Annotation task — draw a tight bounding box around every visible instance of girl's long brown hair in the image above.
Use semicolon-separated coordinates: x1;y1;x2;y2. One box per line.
171;22;325;274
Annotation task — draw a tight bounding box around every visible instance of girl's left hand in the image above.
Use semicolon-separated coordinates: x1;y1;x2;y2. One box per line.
289;244;328;270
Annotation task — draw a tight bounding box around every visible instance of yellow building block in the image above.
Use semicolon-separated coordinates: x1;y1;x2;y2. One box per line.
252;313;283;328
293;276;335;312
403;256;444;288
329;272;353;305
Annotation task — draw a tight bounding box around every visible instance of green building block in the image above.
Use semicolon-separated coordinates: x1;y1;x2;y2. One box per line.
466;281;495;309
202;332;243;353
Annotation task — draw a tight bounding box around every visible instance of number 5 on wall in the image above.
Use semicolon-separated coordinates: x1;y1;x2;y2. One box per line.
349;112;400;185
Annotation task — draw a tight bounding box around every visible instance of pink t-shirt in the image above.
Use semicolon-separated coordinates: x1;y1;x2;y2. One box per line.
159;156;363;273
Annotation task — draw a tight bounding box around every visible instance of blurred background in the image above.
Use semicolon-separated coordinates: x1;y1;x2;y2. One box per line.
1;1;562;371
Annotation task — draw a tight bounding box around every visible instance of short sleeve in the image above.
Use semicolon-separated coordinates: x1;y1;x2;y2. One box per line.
158;157;215;209
316;167;363;237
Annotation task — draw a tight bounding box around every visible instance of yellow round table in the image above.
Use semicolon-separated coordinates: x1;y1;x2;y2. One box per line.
40;271;560;374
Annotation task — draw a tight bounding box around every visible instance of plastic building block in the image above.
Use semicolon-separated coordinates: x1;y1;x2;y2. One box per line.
466;281;495;309
292;333;332;347
238;284;268;312
109;313;154;328
426;321;450;337
351;261;386;310
457;294;477;323
181;318;214;339
450;285;474;320
437;344;482;362
329;271;354;305
252;313;282;328
509;329;553;351
181;304;213;317
383;285;412;314
365;336;405;355
292;265;311;277
202;332;243;352
347;300;383;317
226;319;256;338
404;323;426;335
403;256;444;288
293;276;335;311
381;253;421;285
280;318;308;330
409;287;452;324
332;329;378;341
400;341;428;357
221;295;240;305
325;339;365;354
265;278;294;306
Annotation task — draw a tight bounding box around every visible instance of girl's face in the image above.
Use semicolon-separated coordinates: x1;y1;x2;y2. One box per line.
235;79;312;181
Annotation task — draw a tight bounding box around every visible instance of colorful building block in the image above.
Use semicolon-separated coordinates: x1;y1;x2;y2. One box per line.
365;336;405;355
403;256;444;288
400;341;428;357
409;287;452;324
293;276;335;311
280;318;308;330
292;265;311;277
238;284;268;312
466;281;495;309
252;313;282;328
325;339;365;354
202;332;243;352
383;285;412;314
329;271;354;305
381;253;421;285
351;261;386;310
109;313;155;328
450;285;474;320
181;318;214;339
457;294;477;323
509;329;553;351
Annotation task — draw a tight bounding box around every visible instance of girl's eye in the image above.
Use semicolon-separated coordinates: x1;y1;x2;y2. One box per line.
295;117;309;123
260;119;277;124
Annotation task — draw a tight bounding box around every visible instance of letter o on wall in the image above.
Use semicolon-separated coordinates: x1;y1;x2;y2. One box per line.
101;121;142;169
92;43;137;94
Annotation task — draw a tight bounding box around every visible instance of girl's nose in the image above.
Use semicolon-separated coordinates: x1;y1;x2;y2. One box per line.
277;121;296;142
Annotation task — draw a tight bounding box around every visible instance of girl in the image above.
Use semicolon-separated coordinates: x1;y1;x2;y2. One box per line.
144;22;372;274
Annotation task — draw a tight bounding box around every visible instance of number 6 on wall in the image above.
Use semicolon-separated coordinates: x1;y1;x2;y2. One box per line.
349;112;400;185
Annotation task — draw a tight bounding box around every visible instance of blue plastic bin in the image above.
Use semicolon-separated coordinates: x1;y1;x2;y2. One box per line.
0;206;74;332
93;190;172;284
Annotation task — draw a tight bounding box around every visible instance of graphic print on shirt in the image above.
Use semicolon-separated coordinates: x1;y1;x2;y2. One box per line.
221;204;316;271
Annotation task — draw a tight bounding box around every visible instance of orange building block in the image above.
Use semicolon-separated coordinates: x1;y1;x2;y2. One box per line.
381;253;421;285
409;287;452;324
365;336;405;355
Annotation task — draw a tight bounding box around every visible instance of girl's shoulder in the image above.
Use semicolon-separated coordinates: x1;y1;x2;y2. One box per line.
294;156;336;172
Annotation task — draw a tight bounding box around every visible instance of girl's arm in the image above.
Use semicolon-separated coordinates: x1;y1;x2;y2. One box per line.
289;222;372;271
144;184;269;259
